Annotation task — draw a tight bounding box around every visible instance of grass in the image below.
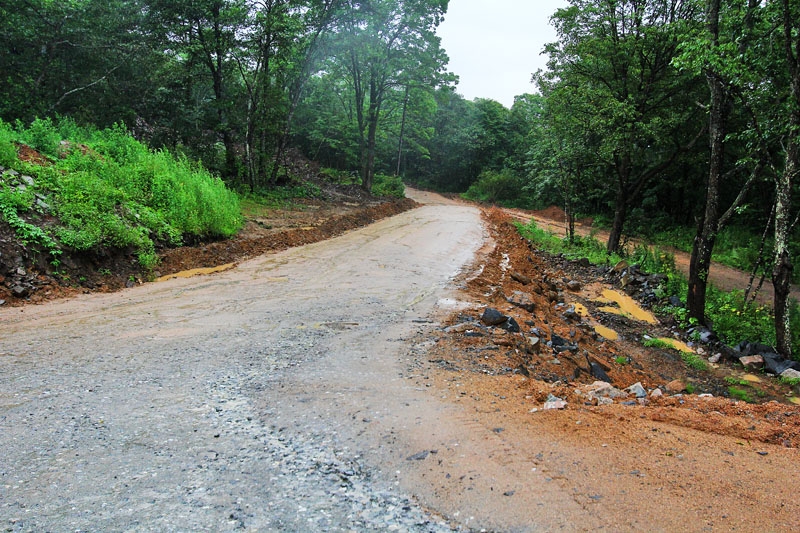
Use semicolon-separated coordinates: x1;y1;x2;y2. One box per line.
0;118;243;270
727;386;754;403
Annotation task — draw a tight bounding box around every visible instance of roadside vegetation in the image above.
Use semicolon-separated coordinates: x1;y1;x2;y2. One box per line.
0;118;242;269
518;219;800;359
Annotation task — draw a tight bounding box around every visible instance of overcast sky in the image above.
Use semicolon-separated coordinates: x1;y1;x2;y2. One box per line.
436;0;569;108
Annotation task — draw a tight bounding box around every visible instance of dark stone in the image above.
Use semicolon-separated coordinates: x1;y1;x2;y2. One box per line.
555;344;578;353
688;326;717;344
11;285;29;298
735;341;774;357
481;308;508;326
551;334;568;347
406;450;430;461
499;317;521;333
762;352;800;374
590;362;611;382
562;308;581;323
668;296;684;308
506;291;535;312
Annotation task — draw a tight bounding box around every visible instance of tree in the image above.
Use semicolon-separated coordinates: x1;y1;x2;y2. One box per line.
541;0;704;253
676;0;765;325
773;0;800;357
327;0;449;192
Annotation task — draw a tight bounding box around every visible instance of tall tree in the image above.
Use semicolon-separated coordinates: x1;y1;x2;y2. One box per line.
773;0;800;357
329;0;449;192
541;0;704;253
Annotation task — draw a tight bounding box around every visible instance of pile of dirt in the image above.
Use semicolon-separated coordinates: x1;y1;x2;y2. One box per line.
425;208;800;448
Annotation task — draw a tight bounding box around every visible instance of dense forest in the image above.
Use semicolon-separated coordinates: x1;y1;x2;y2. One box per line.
2;0;800;357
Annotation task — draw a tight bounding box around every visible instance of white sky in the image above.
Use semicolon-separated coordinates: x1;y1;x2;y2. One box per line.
436;0;569;108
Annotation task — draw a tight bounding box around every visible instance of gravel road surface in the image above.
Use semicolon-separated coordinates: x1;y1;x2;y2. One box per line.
1;193;489;531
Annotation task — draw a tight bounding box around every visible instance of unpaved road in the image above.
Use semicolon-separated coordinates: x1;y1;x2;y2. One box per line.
1;190;798;532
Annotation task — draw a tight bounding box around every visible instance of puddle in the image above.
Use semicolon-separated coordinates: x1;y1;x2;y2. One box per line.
157;263;236;282
594;325;619;341
573;303;589;317
596;289;657;324
790;397;800;406
742;374;762;383
655;337;694;353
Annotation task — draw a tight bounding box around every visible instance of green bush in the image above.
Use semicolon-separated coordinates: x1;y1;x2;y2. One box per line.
0;121;17;167
4;118;243;269
372;173;405;198
463;169;524;205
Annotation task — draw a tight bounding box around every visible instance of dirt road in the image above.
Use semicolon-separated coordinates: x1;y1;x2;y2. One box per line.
1;190;797;531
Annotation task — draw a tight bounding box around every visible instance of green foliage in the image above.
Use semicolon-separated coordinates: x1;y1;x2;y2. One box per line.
516;219;624;266
630;245;676;274
241;182;323;214
681;352;709;372
727;386;754;403
0;121;18;167
463;169;527;206
18;117;63;157
371;174;405;198
6;118;242;269
642;338;675;350
725;376;750;387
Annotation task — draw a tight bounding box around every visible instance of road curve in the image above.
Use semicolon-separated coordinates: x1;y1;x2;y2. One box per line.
2;192;492;530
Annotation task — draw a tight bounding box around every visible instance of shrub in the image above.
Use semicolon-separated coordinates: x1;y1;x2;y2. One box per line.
372;173;405;198
463;169;524;205
7;118;243;269
0;121;17;167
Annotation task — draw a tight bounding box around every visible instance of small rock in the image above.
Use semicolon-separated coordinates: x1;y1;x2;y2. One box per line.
668;295;684;308
625;382;647;398
444;323;475;334
781;368;800;380
613;260;629;273
584;381;626;400
665;379;686;393
650;388;664;398
506;291;535;312
543;394;567;410
589;362;610;382
406;450;430;461
11;285;29;298
511;271;532;285
499;316;521;333
566;280;582;291
562;307;581;322
739;355;765;370
708;353;722;364
480;308;507;326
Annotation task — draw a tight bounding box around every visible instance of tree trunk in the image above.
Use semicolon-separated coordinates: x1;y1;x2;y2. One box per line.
773;0;799;357
687;0;724;325
607;171;628;254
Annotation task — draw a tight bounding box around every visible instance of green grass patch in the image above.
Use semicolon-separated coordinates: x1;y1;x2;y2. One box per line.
727;386;754;403
516;219;626;266
0;118;243;270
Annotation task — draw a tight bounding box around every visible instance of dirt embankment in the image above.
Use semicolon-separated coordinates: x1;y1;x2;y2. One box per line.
0;192;417;306
426;207;800;449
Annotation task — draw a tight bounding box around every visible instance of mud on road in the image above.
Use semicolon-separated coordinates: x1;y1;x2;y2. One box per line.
1;189;799;532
